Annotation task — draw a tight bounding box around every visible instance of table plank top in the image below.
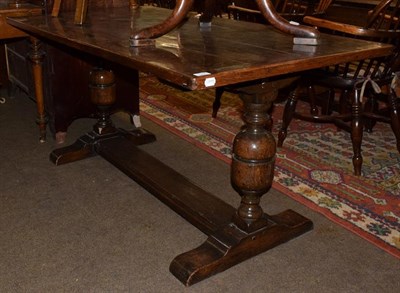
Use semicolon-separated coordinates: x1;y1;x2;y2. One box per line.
7;6;394;90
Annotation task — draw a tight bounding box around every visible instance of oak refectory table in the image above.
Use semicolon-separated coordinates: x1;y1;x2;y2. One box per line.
7;1;394;286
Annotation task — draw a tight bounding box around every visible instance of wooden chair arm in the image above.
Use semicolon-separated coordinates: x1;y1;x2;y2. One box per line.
303;15;400;39
366;0;393;25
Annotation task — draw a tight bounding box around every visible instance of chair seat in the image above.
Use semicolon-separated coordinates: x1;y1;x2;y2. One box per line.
305;69;358;89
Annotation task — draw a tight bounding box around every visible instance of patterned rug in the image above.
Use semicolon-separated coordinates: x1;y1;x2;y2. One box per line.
139;75;400;259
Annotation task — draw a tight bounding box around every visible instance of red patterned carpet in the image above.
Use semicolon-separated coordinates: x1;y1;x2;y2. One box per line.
139;76;400;259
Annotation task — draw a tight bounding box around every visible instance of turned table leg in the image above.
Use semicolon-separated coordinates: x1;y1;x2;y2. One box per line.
170;78;312;286
28;36;47;143
50;67;155;165
50;68;118;164
230;87;276;233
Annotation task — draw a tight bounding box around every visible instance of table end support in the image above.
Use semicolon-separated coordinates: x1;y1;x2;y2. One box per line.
170;210;313;286
170;77;313;286
50;68;155;165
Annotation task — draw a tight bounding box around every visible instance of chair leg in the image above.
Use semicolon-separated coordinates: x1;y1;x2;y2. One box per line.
388;89;400;153
212;87;224;118
308;84;319;116
335;89;350;132
74;0;89;25
339;89;350;114
351;90;363;176
321;88;334;115
364;95;378;133
51;0;62;17
278;88;299;147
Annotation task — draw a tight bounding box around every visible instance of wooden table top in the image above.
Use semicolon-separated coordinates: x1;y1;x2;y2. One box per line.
7;6;394;90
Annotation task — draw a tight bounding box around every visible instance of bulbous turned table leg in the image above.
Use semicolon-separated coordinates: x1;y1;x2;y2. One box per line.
231;89;276;233
28;36;47;143
89;68;117;136
50;68;118;165
169;78;313;286
50;68;155;165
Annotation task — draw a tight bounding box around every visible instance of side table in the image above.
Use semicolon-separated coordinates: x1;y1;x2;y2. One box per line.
0;1;42;91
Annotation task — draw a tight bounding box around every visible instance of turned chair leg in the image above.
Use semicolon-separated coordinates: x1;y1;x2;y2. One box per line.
277;87;300;147
339;90;350;115
321;88;335;115
212;87;224;118
351;89;363;176
364;94;379;133
308;84;320;116
51;0;62;17
28;37;47;143
74;0;89;25
388;88;400;153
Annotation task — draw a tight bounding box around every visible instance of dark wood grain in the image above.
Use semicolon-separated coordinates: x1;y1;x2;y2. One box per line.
7;6;393;90
97;136;236;236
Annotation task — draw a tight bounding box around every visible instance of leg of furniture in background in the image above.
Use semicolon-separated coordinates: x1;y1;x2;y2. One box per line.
0;41;8;89
28;36;47;143
387;88;400;152
0;41;8;103
0;0;43;101
51;0;89;25
73;0;88;25
51;0;62;17
0;42;5;103
212;87;223;118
